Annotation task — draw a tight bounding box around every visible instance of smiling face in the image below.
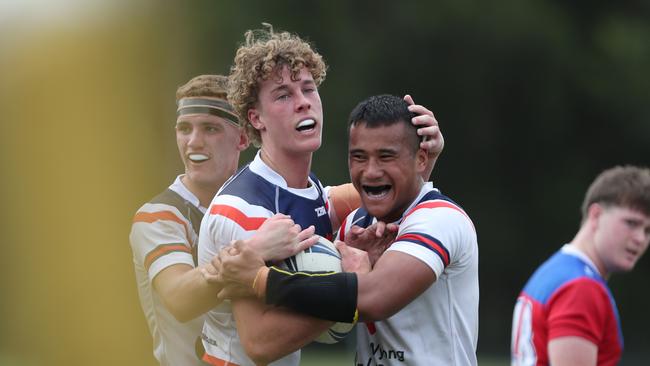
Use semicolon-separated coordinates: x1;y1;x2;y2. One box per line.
590;204;650;275
348;122;427;222
175;104;248;194
247;66;324;156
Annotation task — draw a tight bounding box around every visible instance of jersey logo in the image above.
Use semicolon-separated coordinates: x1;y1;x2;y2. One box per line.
314;206;327;217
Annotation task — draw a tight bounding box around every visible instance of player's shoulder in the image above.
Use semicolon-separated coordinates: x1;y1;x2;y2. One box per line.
217;165;277;208
402;189;474;232
523;251;607;303
132;201;187;227
132;187;198;225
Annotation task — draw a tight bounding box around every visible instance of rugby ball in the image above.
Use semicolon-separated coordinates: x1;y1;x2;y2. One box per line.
283;235;355;344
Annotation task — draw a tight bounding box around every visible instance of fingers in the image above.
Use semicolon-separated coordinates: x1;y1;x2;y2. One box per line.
211;252;223;271
421;133;444;151
386;223;399;233
268;213;291;221
349;225;365;240
408;104;434;119
231;239;246;253
374;221;386;237
295;234;319;253
403;94;414;105
295;225;318;254
200;266;221;284
335;240;348;253
297;225;316;240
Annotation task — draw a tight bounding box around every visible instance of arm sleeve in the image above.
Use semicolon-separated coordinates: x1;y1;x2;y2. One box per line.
197;195;271;266
547;278;612;345
265;267;358;323
388;203;476;277
129;203;196;280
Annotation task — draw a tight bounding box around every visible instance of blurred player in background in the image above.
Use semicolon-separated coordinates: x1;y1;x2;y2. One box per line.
511;166;650;366
129;75;318;365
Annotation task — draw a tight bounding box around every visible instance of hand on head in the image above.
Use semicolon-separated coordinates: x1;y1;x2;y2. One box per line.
404;94;444;160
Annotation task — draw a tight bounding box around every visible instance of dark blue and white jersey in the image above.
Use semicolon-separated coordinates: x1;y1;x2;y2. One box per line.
197;151;334;366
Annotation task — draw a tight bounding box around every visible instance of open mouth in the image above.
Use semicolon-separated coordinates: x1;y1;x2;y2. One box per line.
296;119;316;132
362;184;391;199
188;153;209;163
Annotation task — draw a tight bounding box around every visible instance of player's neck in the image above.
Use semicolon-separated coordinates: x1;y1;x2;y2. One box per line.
260;146;312;188
570;228;609;279
181;175;219;209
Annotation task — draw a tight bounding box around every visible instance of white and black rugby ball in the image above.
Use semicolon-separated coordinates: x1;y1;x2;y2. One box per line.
283;235;355;344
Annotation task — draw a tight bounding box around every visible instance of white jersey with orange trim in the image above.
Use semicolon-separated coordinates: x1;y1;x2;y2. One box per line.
129;176;206;366
197;151;334;366
338;183;479;366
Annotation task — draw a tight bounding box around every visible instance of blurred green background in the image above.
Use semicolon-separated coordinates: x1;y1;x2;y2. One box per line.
1;0;648;365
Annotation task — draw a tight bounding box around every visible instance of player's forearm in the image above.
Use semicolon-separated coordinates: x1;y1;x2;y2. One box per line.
261;267;388;322
156;265;222;322
233;298;331;365
263;267;358;322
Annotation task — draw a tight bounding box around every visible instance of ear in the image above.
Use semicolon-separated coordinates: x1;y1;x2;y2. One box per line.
237;127;249;151
586;203;604;230
248;108;265;131
415;148;429;174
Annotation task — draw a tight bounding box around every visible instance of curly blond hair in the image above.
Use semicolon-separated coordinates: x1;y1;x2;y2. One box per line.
228;24;327;147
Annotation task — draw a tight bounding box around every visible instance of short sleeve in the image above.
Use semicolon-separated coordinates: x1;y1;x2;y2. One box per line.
547;278;612;344
129;203;196;280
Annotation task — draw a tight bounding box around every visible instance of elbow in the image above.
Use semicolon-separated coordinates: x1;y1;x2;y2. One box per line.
359;295;397;322
164;300;198;324
241;339;276;366
361;305;394;322
172;311;194;324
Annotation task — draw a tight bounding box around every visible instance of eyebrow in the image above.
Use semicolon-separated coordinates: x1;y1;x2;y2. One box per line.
270;84;290;94
270;78;316;94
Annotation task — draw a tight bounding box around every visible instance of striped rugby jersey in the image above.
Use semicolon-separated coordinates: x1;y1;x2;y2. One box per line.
511;245;623;366
338;183;479;366
129;175;206;366
197;151;334;366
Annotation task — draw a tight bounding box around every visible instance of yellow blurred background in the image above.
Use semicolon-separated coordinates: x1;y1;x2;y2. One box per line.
0;2;195;364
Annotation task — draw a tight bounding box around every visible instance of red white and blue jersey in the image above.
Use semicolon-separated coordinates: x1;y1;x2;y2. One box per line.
338;183;479;366
197;151;333;366
511;244;623;366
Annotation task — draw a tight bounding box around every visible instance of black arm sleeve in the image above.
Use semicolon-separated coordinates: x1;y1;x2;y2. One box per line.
265;267;358;323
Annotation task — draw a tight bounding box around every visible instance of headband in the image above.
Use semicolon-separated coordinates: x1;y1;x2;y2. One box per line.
176;97;240;127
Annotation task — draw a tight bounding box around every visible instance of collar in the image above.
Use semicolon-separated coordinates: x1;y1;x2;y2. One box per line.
169;175;207;213
249;150;320;199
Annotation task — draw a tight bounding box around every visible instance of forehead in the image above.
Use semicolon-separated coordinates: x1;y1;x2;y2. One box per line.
260;66;314;90
348;122;411;151
606;205;650;220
